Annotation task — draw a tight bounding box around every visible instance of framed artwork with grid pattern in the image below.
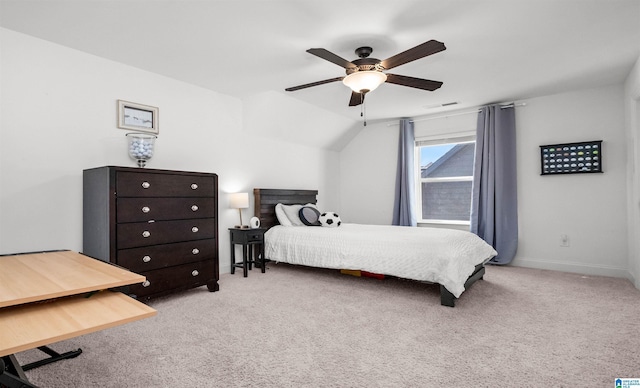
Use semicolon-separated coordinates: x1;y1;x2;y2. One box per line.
540;140;602;175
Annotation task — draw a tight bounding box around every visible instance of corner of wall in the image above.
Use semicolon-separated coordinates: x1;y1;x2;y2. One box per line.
624;54;640;291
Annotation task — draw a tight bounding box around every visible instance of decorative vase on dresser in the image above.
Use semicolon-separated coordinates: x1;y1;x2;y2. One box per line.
82;166;219;300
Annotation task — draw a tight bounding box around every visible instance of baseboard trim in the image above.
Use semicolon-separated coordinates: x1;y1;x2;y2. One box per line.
510;257;631;280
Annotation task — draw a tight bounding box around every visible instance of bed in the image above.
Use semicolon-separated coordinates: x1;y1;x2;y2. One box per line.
253;188;497;307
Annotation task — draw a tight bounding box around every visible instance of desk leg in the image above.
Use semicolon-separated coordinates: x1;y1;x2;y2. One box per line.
21;346;82;372
1;355;39;388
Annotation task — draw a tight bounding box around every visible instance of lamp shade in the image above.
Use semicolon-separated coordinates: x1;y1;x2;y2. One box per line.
229;192;249;209
342;70;387;93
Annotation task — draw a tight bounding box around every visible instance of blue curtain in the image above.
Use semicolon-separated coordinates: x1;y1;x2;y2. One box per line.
471;105;518;264
393;118;417;226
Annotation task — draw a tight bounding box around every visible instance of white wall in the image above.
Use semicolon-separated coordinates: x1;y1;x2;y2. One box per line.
514;85;627;277
624;56;640;287
0;28;340;273
243;91;361;151
339;84;630;278
339;120;399;224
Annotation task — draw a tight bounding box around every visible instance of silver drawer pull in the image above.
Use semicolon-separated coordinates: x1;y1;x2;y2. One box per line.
191;226;199;233
191;270;199;276
191;183;198;190
142;255;151;263
192;248;200;255
142;206;150;213
142;280;151;287
142;181;150;189
142;230;151;238
191;205;199;211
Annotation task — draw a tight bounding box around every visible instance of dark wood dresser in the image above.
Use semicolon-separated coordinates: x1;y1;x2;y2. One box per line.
82;166;219;300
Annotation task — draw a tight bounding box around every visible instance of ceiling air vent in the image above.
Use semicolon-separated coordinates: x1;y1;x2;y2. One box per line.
423;101;459;110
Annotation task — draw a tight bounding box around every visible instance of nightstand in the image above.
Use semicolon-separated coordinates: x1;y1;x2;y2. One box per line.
229;228;266;277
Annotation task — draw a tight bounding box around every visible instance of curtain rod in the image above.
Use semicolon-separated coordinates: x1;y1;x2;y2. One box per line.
385;102;526;126
414;102;526;123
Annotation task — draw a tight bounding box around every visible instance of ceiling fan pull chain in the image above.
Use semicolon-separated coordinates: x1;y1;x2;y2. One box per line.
362;94;367;127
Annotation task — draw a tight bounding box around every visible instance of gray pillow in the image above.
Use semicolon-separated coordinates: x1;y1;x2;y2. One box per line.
299;206;321;226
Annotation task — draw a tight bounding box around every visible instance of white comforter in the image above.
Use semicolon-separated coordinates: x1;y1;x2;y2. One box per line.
265;224;497;298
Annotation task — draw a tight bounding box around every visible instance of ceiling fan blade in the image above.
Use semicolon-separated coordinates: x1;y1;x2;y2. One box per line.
285;77;344;92
385;73;443;91
307;48;357;69
348;91;365;107
381;40;446;70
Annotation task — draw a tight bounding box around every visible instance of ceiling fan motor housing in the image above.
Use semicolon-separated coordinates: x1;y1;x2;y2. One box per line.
346;46;384;74
347;58;384;75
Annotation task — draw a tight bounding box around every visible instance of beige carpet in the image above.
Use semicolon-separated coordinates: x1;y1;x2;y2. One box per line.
15;263;640;387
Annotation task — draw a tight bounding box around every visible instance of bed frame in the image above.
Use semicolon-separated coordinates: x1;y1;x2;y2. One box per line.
253;188;485;307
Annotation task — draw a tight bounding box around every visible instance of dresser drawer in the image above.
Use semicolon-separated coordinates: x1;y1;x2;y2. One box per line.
117;239;216;272
117;218;216;249
230;229;265;244
116;171;215;197
129;259;216;298
117;197;216;222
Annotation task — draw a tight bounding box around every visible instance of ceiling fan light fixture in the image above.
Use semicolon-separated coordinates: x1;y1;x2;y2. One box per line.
342;70;387;93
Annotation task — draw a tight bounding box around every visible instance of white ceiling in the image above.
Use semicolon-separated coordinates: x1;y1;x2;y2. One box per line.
2;0;640;125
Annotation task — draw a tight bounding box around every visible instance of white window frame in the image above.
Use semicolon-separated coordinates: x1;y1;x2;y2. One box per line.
415;131;476;226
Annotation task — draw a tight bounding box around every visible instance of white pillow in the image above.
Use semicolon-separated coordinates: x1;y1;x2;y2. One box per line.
275;203;293;226
282;204;304;226
277;203;318;226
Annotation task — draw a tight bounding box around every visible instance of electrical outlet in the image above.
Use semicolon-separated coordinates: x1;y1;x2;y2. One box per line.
560;234;570;247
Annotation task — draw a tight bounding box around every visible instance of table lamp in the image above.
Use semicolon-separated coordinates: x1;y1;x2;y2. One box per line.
229;192;249;228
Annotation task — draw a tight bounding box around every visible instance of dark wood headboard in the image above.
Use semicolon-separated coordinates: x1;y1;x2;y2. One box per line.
253;188;318;229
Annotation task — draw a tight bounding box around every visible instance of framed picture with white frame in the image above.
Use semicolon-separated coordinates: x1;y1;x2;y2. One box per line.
117;100;159;134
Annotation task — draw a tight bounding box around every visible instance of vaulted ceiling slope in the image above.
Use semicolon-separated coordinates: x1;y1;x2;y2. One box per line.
2;0;639;126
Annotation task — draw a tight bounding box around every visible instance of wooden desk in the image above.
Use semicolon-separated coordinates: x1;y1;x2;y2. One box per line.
0;250;157;387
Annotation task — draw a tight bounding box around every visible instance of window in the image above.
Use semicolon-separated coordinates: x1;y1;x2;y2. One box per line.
416;135;475;224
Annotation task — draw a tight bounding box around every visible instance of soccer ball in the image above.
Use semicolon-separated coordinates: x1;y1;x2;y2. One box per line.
319;212;342;227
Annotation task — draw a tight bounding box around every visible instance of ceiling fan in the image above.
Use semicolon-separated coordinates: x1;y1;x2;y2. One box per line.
285;40;446;107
